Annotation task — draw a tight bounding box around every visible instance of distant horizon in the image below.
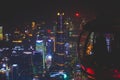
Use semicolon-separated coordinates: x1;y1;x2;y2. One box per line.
0;0;97;25
0;0;119;28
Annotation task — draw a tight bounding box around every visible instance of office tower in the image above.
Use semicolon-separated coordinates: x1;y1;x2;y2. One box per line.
54;12;66;71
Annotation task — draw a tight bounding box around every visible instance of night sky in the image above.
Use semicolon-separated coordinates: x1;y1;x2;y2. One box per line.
0;0;119;27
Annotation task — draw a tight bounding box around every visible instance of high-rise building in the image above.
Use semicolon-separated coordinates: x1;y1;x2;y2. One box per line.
53;12;66;71
0;26;3;40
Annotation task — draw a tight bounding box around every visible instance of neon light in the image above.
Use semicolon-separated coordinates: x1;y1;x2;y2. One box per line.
86;67;95;75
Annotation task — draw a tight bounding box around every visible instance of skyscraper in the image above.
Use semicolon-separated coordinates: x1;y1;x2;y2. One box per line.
53;12;66;71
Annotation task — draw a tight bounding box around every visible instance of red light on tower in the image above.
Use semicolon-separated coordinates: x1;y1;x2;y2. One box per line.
75;12;80;17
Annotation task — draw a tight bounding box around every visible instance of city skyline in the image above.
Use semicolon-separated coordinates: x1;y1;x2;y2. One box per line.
0;0;96;25
0;0;119;27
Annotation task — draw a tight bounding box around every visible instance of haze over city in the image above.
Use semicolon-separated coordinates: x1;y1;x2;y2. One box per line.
0;0;120;80
0;0;98;26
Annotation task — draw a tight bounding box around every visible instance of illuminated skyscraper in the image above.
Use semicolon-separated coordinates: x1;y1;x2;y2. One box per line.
0;26;3;40
53;12;66;71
